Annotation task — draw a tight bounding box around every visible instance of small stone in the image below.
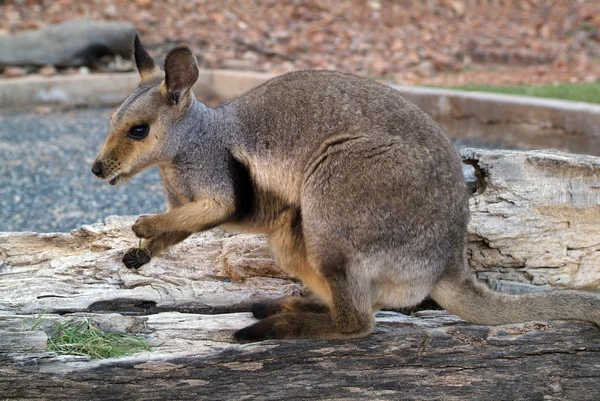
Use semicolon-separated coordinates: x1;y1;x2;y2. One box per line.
38;65;57;76
3;66;26;78
108;55;134;72
270;61;296;75
34;106;53;115
367;0;382;11
78;66;90;75
449;1;465;16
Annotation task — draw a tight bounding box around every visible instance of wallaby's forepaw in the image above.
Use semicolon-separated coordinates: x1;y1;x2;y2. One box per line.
122;247;151;269
132;215;161;239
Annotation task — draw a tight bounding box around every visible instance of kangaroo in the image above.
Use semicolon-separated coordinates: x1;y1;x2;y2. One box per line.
92;36;600;341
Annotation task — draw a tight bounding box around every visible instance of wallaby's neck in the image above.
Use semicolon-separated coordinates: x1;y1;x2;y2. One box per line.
169;96;240;161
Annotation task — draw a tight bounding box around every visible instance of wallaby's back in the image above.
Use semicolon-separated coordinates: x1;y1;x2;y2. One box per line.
224;69;469;238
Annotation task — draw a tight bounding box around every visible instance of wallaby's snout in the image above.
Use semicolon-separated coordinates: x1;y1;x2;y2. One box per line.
90;157;121;185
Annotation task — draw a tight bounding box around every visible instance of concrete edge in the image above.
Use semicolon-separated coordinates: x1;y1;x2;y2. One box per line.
3;69;600;112
1;69;599;149
0;70;276;110
389;84;600;139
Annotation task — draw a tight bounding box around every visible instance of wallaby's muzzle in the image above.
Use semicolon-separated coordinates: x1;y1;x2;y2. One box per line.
91;153;125;185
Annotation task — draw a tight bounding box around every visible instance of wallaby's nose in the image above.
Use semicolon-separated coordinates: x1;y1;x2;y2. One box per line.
91;161;104;178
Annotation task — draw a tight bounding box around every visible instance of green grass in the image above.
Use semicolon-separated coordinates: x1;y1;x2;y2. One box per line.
449;82;600;104
47;319;150;359
29;309;47;331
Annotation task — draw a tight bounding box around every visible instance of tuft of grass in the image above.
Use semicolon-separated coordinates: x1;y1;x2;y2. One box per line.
29;309;47;331
448;82;600;104
47;318;150;359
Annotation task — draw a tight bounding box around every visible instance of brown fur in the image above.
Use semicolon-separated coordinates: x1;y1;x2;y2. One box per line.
93;36;600;342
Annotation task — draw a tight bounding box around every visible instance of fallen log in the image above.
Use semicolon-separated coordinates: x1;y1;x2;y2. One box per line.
463;148;600;293
1;148;599;399
1;311;598;400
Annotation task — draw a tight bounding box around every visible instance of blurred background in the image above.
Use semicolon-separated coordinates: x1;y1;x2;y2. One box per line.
3;0;599;89
1;0;599;232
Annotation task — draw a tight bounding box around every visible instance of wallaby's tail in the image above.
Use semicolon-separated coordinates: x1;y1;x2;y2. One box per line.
430;274;600;326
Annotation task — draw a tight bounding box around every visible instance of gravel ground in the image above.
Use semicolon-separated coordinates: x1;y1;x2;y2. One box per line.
0;106;505;233
0;107;164;233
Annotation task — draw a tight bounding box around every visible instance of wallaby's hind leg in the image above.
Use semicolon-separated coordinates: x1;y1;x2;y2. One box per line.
247;216;333;320
122;231;190;269
236;208;375;341
234;266;374;341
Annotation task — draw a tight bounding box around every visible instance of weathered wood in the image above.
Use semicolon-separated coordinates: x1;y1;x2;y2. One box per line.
0;216;302;316
2;148;600;399
1;311;598;400
463;149;600;293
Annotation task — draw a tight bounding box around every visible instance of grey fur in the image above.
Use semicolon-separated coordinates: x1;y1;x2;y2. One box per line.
94;44;600;340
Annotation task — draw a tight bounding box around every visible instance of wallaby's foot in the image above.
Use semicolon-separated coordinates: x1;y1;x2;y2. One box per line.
251;297;329;319
234;313;325;342
122;247;151;269
234;311;373;342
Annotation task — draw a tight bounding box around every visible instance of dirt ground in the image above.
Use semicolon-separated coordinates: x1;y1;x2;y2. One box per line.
1;0;600;86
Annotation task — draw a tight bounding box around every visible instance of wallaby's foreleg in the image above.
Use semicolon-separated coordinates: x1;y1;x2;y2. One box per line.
125;196;233;268
132;198;234;239
122;231;190;269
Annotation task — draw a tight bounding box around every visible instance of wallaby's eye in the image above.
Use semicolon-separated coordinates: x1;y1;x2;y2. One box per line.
128;124;150;140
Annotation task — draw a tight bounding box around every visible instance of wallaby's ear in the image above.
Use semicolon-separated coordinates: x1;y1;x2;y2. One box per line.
133;34;160;82
164;46;199;105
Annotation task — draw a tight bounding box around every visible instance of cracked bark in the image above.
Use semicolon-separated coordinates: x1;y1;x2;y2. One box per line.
463;149;600;293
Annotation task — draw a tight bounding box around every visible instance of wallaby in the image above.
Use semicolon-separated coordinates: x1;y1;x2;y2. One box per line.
92;36;600;341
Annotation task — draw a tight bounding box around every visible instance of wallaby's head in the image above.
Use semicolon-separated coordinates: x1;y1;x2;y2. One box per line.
91;35;200;185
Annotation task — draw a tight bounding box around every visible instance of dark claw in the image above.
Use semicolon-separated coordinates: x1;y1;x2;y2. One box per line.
122;247;151;269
